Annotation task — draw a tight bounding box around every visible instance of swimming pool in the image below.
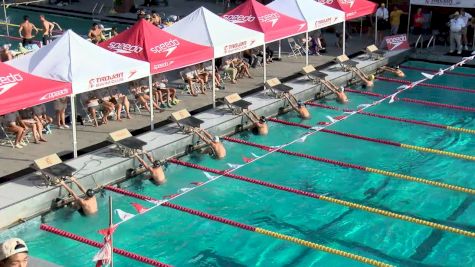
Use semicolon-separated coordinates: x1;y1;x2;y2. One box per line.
0;8;129;45
1;60;474;266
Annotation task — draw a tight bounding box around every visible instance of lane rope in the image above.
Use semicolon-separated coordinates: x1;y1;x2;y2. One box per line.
169;159;475;239
222;136;475;195
304;102;475;135
268;117;475;161
104;186;393;267
400;65;475;78
377;76;475;94
40;224;171;267
344;88;475;112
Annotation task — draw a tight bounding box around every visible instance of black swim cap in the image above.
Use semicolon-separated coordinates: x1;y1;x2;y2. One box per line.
86;189;95;198
24;15;29;21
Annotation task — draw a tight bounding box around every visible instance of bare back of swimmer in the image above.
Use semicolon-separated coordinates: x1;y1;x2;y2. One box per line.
297;102;310;119
59;177;98;216
193;129;226;159
134;152;166;185
336;88;349;103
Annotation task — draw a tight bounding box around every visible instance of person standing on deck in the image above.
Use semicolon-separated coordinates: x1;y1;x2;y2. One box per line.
18;16;38;47
459;9;472;50
389;6;407;35
39;15;55;46
448;12;465;55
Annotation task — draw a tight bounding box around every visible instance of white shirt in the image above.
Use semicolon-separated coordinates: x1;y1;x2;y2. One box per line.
376;7;389;20
460;12;472;26
450;17;465;32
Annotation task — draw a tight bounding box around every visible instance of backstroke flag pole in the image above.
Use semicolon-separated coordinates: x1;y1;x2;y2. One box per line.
109;195;114;267
70;95;78;158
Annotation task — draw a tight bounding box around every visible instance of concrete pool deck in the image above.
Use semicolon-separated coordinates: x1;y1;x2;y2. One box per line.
0;48;411;229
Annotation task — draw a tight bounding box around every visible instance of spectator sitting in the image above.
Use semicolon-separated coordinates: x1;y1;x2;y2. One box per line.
18;108;47;144
231;57;252;79
152;75;178;108
95;89;116;125
0;44;13;62
151;11;162;27
129;80;160;112
32;104;53;134
182;67;206;96
0;238;29;267
309;31;326;55
81;92;100;127
194;63;210;85
108;86;131;121
2;112;27;149
242;49;259;68
221;58;238;84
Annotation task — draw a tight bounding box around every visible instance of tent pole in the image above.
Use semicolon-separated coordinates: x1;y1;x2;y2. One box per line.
278;39;281;58
212;60;216;109
305;31;309;66
406;4;412;35
109;195;114;267
2;0;9;36
343;21;346;55
360;17;363;37
148;75;154;130
263;44;266;90
375;16;378;45
70;95;78;158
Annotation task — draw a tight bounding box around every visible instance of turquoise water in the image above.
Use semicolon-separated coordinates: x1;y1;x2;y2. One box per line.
0;8;128;45
1;60;474;266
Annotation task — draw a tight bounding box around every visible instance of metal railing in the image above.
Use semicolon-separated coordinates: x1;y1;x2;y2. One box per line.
414;34;424;50
426;35;435;49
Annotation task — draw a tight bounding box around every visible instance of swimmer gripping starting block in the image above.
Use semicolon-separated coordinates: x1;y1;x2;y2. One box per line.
224;93;252;115
108;129;147;157
364;45;385;60
33;154;76;186
335;54;359;71
301;65;328;83
265;78;293;98
170;109;204;133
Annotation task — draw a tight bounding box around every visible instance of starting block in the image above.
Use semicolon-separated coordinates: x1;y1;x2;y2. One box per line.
224;93;252;115
170;109;204;133
109;129;147;157
33;154;76;186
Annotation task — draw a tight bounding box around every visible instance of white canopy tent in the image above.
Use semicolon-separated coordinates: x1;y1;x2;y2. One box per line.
8;30;150;157
267;0;345;64
165;7;265;107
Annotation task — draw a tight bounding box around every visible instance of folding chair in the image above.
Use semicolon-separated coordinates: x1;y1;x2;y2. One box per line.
0;116;30;148
108;128;147;157
169;109;204;134
287;37;304;57
33;153;77;186
179;70;201;95
265;78;293;98
364;45;385;60
224;93;252;115
335;54;359;72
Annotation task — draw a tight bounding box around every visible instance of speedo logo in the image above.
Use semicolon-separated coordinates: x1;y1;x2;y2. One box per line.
339;0;356;7
258;13;280;27
386;35;407;49
0;73;23;96
223;14;256;24
150;39;180;57
108;42;143;54
40;89;69;101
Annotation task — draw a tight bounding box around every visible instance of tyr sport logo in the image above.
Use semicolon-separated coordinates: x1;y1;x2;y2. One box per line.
150;39;180;57
107;42;143;54
0;73;23;96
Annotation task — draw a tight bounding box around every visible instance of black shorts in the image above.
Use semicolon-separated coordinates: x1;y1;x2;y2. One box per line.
22;38;33;47
377;19;390;31
42;35;51;45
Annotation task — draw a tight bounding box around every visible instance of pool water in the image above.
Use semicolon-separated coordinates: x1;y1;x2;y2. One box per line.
0;8;129;45
1;60;474;267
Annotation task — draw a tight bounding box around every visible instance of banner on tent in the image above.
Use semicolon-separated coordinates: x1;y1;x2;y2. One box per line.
315;16;341;28
410;0;475;8
223;39;257;56
88;69;140;90
384;34;410;51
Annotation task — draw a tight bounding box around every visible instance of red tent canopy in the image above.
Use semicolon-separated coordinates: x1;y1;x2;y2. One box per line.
223;0;307;42
99;19;214;74
319;0;377;20
0;62;71;116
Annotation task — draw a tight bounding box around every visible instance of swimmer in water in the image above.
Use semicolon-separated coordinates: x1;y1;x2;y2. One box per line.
243;110;268;135
380;65;405;77
193;129;226;159
134;152;166;185
58;176;97;216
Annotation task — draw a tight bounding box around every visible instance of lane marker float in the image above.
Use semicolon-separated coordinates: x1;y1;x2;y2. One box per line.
40;224;171;266
169;159;475;239
377;76;475;94
345;89;475;112
400;65;475;78
305;102;475;135
268;117;475;161
104;185;393;267
222;136;475;195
